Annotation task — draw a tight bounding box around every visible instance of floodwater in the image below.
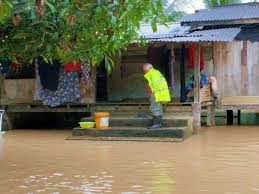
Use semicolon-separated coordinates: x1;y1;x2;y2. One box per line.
1;127;259;194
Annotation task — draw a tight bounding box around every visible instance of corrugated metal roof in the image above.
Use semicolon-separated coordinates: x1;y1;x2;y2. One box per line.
145;28;241;42
181;3;259;23
138;22;180;36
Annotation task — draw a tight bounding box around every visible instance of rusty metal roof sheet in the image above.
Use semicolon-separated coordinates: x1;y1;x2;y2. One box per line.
181;3;259;23
145;28;241;42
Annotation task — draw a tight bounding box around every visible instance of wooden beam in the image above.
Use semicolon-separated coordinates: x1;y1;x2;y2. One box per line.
221;96;259;106
218;105;259;110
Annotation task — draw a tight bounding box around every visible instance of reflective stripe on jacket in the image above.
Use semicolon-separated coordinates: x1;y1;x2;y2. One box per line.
144;68;171;103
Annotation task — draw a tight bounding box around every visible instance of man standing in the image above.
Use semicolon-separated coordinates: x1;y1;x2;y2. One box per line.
143;64;171;129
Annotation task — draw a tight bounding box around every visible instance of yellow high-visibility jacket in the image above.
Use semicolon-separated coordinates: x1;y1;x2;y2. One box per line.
144;68;171;103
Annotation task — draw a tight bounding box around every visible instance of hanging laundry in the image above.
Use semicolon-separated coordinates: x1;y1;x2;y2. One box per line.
79;64;95;103
38;57;60;91
0;58;10;76
188;43;205;71
80;64;91;82
188;43;195;69
180;44;186;102
169;47;176;90
64;61;81;72
36;67;80;107
200;46;205;71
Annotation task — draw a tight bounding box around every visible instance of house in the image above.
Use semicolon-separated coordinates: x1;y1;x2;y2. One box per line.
123;2;259;130
1;3;259;133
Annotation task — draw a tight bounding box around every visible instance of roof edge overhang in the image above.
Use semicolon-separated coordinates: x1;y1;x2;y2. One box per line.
181;18;259;27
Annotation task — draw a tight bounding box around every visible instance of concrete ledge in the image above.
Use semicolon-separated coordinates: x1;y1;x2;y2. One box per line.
67;136;183;142
72;126;191;139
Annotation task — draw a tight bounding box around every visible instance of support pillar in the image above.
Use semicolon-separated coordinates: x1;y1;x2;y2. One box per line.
207;104;216;126
192;102;201;134
237;110;241;125
192;43;201;134
227;110;234;125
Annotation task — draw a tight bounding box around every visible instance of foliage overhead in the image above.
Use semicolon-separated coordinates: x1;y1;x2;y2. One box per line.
203;0;242;7
0;0;167;71
0;0;12;24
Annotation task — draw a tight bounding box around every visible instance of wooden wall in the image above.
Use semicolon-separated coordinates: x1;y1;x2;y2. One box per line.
108;44;214;102
0;79;35;104
0;68;96;105
107;45;149;101
213;41;259;97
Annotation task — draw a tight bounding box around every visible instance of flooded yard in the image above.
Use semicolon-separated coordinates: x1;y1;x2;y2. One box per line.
1;126;259;194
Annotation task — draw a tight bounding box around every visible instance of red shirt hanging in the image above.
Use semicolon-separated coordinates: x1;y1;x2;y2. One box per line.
64;61;81;72
188;43;204;71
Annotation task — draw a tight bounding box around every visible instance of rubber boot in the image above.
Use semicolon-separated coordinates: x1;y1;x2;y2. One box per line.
148;116;163;129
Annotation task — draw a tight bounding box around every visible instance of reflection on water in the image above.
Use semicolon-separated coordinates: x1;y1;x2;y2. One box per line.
1;127;259;194
21;171;113;193
0;133;4;160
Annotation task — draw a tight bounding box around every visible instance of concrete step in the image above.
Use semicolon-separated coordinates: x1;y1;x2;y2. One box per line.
110;117;187;128
81;115;193;128
110;112;193;117
72;126;192;139
67;136;184;142
94;105;192;114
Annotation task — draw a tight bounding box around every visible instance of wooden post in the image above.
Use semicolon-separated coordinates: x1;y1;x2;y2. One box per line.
192;43;201;134
194;43;201;103
207;104;216;126
227;110;234;125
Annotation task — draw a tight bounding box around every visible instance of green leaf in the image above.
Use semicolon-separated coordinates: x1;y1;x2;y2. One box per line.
45;0;56;14
151;21;157;32
60;7;69;17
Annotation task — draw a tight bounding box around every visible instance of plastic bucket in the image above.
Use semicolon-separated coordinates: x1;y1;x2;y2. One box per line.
94;112;110;129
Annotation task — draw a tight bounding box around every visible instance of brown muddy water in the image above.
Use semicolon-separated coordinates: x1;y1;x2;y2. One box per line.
1;126;259;194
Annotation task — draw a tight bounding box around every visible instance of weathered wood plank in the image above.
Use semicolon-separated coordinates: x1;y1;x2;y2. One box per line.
1;79;35;104
214;40;259;100
221;96;259;106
